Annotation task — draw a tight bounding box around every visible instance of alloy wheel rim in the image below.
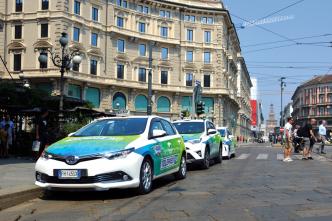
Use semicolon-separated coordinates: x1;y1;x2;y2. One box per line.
181;157;186;176
142;162;152;190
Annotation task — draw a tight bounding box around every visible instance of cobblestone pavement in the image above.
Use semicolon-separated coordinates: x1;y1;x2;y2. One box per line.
1;143;332;221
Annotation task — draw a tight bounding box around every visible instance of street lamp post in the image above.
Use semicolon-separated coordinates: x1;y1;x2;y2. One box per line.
38;32;82;131
280;77;286;127
147;41;153;115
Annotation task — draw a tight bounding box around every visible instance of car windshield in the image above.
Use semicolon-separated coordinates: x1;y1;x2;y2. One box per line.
173;122;204;134
218;129;226;137
73;118;148;136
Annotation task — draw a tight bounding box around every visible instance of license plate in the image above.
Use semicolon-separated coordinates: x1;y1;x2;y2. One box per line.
58;169;81;179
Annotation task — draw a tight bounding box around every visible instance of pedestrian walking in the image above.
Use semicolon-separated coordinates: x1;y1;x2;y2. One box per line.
36;109;50;157
1;114;15;154
283;117;294;162
317;120;327;154
298;119;317;160
293;124;302;153
0;125;8;158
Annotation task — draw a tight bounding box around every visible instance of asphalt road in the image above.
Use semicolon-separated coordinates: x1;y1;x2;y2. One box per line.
2;143;332;221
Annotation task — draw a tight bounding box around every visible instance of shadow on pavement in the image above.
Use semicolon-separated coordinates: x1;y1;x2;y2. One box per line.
40;174;179;201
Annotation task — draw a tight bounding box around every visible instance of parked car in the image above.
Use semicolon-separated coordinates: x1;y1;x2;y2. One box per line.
35;116;187;194
216;127;236;159
173;119;222;169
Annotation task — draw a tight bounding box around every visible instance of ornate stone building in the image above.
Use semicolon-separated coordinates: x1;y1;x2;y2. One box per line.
292;75;332;128
0;0;251;137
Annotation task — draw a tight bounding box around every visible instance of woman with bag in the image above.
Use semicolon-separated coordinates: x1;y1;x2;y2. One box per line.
35;109;50;158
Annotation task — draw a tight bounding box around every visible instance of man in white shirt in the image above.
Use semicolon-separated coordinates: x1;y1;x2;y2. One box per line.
318;120;327;154
283;117;294;162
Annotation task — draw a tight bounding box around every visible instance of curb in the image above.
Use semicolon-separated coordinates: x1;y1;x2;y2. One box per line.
0;188;43;211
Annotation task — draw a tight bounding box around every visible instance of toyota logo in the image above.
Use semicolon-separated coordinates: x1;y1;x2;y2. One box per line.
65;156;79;165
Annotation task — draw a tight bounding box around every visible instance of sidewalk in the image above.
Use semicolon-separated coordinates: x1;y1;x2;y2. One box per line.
0;157;42;211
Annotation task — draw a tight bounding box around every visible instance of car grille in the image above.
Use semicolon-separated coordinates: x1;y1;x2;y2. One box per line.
36;171;132;184
187;153;194;160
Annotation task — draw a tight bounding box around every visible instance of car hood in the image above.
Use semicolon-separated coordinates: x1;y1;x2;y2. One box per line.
45;136;140;157
181;133;203;142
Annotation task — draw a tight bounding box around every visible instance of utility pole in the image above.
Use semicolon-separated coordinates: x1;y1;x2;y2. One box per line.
147;41;153;115
280;77;286;127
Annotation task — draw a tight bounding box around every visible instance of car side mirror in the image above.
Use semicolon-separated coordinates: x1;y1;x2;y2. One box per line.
150;129;167;139
207;129;217;135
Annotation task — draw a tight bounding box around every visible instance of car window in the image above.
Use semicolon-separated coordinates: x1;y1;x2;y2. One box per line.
173;122;205;134
161;119;176;135
150;120;164;134
73;118;148;136
217;129;226;137
208;122;215;130
206;122;211;130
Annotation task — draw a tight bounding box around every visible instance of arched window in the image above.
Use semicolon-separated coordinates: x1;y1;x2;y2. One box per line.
157;96;170;112
202;97;214;113
85;87;100;108
181;96;192;113
135;94;147;112
113;92;126;110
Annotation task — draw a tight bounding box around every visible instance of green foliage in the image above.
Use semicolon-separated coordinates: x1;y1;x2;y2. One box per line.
181;109;190;118
62;121;87;135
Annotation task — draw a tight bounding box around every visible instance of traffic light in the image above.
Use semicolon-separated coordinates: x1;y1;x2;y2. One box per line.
196;101;205;116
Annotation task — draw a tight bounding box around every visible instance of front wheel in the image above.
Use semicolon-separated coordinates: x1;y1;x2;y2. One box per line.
138;158;153;194
174;154;187;180
202;147;210;169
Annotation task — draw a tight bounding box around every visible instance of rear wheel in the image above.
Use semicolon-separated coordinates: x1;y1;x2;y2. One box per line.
202;147;210;169
215;144;222;164
138;158;153;194
174;154;187;179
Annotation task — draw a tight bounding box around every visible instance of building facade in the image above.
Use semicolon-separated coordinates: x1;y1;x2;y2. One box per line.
292;75;332;128
0;0;251;136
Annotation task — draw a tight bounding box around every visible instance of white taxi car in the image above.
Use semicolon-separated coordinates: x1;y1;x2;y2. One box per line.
217;127;236;159
173;120;222;169
35;116;187;194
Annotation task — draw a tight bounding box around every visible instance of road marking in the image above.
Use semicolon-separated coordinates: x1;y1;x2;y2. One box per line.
236;153;250;159
277;154;284;161
256;154;268;160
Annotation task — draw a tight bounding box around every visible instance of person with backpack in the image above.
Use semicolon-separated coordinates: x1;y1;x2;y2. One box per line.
298;119;317;160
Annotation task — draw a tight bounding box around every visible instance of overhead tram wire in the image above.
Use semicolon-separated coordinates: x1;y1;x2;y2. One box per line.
230;13;299;44
244;41;332;53
257;0;305;21
247;61;332;64
242;34;332;48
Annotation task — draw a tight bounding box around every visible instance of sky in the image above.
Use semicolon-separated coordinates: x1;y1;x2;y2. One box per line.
223;0;332;122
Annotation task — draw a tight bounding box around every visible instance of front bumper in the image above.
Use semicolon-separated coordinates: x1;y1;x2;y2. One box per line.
185;142;205;163
222;144;229;157
35;152;144;191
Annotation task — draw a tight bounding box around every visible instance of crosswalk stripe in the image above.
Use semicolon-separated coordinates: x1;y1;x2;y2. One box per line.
256;154;268;160
277;154;284;161
236;153;250;159
234;153;329;161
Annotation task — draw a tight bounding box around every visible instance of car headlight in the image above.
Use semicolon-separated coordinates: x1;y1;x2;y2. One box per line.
103;148;135;160
40;151;53;160
188;139;201;144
